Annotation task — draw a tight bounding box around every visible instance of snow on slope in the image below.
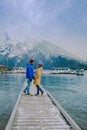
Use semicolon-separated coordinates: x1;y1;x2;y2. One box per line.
0;33;83;63
30;40;80;60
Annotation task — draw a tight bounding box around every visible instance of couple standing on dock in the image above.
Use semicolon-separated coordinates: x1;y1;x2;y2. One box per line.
23;59;44;96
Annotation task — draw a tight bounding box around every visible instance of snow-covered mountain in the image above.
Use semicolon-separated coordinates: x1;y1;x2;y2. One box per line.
0;33;86;69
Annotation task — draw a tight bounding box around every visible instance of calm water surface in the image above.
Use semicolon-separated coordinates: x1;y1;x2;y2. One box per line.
42;71;87;130
0;74;25;130
0;72;87;130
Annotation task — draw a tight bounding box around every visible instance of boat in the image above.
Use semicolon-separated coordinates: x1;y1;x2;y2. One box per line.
76;69;84;75
49;67;76;74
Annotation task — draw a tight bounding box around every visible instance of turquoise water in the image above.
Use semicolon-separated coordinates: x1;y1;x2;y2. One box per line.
0;74;25;130
42;71;87;130
0;72;87;130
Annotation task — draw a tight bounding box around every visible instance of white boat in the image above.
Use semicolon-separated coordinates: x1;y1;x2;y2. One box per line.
76;69;84;75
49;67;76;74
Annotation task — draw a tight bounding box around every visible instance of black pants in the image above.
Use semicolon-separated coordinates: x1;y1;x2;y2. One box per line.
36;85;43;94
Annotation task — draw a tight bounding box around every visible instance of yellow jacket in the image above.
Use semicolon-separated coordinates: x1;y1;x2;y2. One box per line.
34;67;42;86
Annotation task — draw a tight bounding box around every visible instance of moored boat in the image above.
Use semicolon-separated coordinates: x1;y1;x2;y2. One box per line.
48;67;76;74
76;69;84;75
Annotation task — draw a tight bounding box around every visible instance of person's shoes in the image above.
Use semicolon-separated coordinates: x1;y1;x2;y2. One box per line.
23;91;26;94
34;93;39;96
41;91;44;95
27;93;33;96
29;93;33;96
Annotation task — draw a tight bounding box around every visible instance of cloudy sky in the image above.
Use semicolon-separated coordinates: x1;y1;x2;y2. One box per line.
0;0;87;60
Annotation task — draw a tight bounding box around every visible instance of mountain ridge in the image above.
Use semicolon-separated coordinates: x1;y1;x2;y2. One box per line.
0;33;87;70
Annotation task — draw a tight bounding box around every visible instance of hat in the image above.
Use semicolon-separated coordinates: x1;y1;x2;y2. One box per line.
30;59;34;63
38;63;43;67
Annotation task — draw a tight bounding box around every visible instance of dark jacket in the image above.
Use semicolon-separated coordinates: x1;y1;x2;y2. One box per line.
26;63;34;80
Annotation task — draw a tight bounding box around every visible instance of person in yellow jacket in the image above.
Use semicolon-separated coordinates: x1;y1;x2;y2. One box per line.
34;63;44;96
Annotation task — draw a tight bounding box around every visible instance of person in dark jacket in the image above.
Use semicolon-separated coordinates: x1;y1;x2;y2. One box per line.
23;59;34;96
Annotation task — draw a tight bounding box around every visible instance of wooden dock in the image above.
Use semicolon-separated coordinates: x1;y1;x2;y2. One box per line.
5;81;81;130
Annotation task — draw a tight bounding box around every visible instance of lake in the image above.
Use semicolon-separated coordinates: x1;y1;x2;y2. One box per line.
0;72;87;130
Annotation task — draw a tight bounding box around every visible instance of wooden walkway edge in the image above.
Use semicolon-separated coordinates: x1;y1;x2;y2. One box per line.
47;91;81;130
5;81;81;130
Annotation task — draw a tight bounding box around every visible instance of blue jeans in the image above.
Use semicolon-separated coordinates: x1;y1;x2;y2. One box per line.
24;79;31;94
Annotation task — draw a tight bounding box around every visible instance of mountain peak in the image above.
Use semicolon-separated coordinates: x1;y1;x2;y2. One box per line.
0;35;86;69
3;32;10;41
